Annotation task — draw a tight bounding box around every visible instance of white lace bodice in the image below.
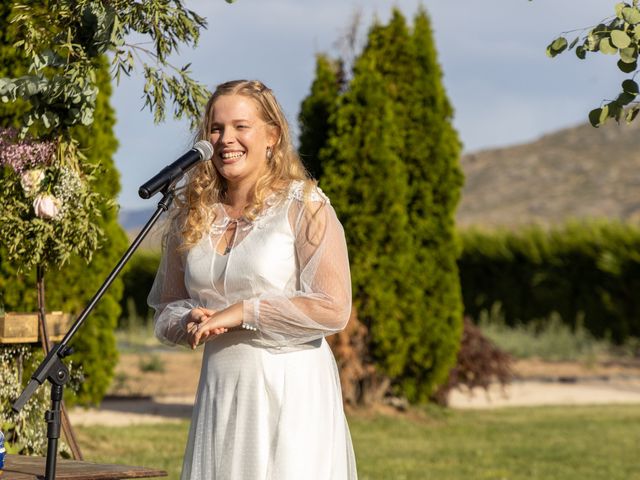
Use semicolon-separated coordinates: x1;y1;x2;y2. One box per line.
148;180;352;352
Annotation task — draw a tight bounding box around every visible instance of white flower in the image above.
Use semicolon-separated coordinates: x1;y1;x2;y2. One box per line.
33;194;62;219
20;169;45;196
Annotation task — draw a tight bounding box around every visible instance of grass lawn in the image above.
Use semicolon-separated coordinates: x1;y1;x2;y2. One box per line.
76;404;640;480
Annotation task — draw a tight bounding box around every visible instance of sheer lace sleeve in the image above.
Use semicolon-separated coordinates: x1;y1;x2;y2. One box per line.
148;219;198;347
242;187;352;348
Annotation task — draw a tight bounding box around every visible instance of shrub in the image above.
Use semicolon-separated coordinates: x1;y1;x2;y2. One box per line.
119;251;161;328
432;317;513;406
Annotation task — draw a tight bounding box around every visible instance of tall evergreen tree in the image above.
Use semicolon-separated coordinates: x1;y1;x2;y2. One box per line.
52;57;128;404
0;2;126;404
319;27;416;396
297;54;343;180
312;8;464;402
401;8;465;400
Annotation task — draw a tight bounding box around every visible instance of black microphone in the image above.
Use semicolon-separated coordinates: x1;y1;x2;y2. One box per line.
138;140;214;199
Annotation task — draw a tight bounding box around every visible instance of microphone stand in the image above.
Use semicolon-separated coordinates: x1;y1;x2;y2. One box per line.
12;186;177;480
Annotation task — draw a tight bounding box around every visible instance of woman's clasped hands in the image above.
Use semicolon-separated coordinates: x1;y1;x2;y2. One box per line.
184;304;244;349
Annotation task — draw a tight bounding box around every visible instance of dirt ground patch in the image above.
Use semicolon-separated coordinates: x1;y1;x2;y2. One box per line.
67;349;640;424
108;349;640;400
109;349;203;398
512;357;640;380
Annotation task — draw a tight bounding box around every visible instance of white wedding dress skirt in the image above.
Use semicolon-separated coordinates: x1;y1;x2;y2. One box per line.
180;331;357;479
150;182;358;479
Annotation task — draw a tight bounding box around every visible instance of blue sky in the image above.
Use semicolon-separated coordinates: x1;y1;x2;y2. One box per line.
112;0;621;209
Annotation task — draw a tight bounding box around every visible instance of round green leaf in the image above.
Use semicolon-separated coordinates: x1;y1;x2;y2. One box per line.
619;46;637;63
589;108;603;127
623;78;640;93
599;37;618;55
617;59;637;72
616;2;628;19
606;101;623;121
551;37;568;50
622;6;640;25
546;37;568;57
576;45;587;59
569;37;579;50
633;24;640;40
617;91;636;105
611;29;632;48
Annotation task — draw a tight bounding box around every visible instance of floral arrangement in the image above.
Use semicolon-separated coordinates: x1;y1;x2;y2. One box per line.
0;345;81;456
0;127;107;271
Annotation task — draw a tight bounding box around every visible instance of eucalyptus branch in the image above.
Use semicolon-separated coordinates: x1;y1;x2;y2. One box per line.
2;0;235;137
545;2;640;127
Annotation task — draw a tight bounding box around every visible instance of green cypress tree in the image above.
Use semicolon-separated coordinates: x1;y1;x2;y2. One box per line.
401;8;465;401
319;27;416;395
298;54;343;180
51;57;128;404
0;2;126;404
316;8;464;402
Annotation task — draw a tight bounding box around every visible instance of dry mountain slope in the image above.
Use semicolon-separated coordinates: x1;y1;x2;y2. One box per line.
457;120;640;229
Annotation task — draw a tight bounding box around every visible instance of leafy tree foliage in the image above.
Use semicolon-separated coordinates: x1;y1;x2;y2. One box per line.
544;1;640;126
0;0;224;136
309;8;464;403
401;9;465;401
0;0;236;405
320;37;414;393
0;3;126;404
297;54;343;179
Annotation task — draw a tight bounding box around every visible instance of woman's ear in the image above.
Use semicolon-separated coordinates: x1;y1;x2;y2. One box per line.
267;125;280;148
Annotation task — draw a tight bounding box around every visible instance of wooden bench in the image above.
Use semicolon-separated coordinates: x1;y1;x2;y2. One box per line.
1;455;167;479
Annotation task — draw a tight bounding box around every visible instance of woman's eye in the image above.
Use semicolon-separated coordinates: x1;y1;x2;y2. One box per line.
237;125;248;129
210;127;221;133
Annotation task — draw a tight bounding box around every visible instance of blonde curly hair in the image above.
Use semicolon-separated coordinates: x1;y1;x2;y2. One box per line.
173;80;315;250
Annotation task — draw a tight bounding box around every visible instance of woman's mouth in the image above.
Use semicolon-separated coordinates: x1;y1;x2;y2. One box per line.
220;151;246;164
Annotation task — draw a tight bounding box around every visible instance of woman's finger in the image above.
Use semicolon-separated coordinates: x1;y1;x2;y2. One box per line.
193;323;229;346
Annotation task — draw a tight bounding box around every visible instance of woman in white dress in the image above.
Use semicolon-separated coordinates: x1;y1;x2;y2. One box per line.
148;80;358;479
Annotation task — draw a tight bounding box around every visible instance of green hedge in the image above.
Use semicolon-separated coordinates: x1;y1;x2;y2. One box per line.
459;221;640;343
119;251;160;327
122;221;640;351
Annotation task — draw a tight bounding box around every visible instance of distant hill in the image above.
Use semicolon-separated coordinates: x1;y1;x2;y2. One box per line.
118;207;164;251
119;120;640;235
457;120;640;229
119;208;157;231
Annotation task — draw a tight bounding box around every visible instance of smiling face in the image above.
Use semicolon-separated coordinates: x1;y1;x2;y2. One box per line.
208;94;276;188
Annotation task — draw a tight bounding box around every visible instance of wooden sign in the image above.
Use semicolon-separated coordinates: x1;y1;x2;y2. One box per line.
0;312;71;344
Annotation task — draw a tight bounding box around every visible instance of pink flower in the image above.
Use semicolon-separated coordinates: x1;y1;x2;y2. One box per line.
33;194;62;219
20;169;45;196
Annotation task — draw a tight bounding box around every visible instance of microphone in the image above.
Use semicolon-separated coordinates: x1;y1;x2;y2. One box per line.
138;140;214;199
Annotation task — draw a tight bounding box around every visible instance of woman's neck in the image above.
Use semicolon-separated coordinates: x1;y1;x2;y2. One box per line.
222;178;257;216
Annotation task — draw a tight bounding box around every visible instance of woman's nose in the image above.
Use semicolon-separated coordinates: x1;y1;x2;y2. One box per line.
219;128;235;145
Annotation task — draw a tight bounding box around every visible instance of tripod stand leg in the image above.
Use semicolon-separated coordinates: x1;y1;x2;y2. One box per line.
45;383;63;480
37;266;83;460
